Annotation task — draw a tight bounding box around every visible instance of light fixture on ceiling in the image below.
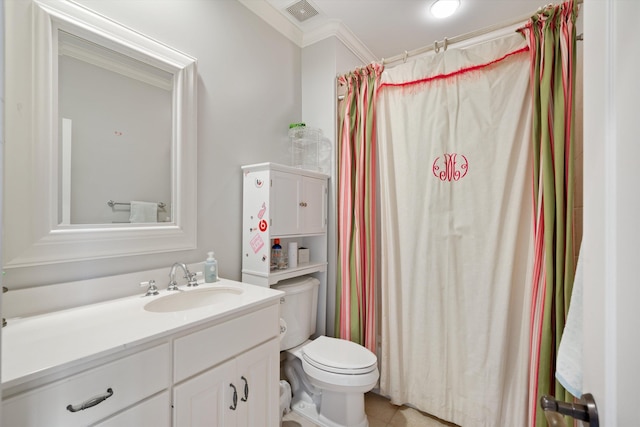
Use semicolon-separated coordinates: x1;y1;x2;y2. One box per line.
430;0;460;19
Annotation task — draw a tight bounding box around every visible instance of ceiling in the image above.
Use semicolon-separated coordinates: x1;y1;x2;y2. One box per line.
248;0;551;62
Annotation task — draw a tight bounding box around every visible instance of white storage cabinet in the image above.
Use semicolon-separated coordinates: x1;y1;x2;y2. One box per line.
241;163;329;288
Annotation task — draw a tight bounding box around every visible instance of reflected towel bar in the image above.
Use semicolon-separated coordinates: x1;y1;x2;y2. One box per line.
107;200;166;209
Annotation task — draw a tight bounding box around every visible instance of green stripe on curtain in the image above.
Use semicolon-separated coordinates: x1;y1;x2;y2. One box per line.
335;63;383;353
520;1;578;426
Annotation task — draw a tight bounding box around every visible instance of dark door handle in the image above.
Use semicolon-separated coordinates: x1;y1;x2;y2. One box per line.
540;393;599;427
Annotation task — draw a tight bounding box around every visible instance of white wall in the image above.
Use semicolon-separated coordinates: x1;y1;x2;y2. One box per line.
4;0;302;290
301;37;362;335
583;0;640;425
1;0;5;406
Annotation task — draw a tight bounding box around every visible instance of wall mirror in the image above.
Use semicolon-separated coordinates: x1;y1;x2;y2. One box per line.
3;0;198;268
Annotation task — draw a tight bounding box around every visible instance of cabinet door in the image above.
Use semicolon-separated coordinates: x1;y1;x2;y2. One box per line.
173;359;237;427
299;176;327;234
236;338;280;427
270;171;300;236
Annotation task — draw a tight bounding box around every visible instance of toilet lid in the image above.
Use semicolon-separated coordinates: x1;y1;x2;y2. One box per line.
302;336;377;375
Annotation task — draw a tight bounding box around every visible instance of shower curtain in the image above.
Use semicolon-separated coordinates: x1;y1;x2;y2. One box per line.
519;3;578;426
335;64;384;353
377;33;533;426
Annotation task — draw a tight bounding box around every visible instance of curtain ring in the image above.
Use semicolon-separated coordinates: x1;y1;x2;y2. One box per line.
434;40;440;53
443;37;448;51
403;51;408;63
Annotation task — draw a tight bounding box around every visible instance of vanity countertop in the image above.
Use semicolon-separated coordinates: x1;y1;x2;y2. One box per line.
2;279;282;390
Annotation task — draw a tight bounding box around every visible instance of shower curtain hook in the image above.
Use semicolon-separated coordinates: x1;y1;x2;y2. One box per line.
443;37;448;51
434;40;440;53
403;51;408;63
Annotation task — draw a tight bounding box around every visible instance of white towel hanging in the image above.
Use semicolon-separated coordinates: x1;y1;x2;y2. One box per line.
129;201;158;223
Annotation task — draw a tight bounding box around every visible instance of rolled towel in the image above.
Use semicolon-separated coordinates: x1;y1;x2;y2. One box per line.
129;201;158;223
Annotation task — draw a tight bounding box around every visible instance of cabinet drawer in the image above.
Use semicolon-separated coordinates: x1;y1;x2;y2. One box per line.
2;343;170;427
174;304;279;383
94;391;170;427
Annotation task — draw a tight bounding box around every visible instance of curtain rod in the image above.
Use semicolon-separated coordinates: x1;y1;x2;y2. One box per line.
382;0;583;66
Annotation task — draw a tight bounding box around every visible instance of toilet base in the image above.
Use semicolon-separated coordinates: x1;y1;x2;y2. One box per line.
284;352;370;427
290;394;369;427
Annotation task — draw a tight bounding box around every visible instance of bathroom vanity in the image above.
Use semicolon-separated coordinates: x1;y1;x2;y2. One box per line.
1;278;283;426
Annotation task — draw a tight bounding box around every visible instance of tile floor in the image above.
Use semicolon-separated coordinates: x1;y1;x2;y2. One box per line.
282;392;459;427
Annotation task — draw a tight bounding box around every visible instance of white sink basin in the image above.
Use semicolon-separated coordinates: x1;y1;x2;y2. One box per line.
144;286;244;313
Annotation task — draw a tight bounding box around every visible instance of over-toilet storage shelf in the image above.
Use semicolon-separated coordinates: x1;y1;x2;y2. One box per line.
241;163;328;289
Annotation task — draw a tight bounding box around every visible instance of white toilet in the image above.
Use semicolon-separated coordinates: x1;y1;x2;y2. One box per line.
275;276;379;427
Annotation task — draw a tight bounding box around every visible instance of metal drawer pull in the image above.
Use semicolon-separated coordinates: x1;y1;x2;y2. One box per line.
66;388;113;413
229;383;238;410
241;376;249;402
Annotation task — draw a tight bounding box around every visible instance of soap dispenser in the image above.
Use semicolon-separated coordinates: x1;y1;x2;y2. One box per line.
204;251;218;283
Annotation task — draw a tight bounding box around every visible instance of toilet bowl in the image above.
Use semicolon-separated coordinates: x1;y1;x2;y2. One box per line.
274;277;379;427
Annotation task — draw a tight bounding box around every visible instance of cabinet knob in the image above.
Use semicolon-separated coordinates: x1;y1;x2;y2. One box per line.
299;202;308;207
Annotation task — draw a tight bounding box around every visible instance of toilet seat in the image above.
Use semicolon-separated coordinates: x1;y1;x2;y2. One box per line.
301;336;377;375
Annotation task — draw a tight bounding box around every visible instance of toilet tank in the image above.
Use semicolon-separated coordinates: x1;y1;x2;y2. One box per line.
273;276;320;351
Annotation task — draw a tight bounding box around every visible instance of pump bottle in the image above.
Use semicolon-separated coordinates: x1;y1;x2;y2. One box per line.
204;251;218;283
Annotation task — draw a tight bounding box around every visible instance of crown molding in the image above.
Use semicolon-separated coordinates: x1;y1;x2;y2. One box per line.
302;19;377;64
236;0;303;46
237;0;376;64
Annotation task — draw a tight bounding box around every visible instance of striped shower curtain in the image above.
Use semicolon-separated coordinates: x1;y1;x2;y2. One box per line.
335;64;383;353
519;2;579;426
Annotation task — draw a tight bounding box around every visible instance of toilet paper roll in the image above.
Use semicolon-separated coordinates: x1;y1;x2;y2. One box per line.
288;242;298;268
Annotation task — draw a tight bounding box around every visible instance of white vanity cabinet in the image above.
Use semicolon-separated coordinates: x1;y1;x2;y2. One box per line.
2;343;171;427
173;339;279;426
2;282;282;427
172;304;280;426
241;163;329;288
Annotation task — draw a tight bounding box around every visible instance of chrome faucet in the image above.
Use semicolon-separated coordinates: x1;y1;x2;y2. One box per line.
168;262;198;291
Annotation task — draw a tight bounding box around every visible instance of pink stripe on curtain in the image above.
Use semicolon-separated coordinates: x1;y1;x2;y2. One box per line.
519;1;578;425
336;63;383;353
378;46;529;92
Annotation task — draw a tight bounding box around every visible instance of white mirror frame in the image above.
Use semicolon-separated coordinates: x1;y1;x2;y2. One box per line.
3;0;197;268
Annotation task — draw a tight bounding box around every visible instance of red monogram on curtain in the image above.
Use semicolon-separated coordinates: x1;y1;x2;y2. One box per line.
432;153;469;181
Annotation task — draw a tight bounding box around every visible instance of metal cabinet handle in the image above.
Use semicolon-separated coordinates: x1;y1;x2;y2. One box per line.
299;202;307;207
229;383;238;410
241;376;249;402
66;388;113;413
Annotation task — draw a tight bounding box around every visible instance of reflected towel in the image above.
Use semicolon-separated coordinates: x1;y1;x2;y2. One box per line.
129;201;158;223
556;249;583;398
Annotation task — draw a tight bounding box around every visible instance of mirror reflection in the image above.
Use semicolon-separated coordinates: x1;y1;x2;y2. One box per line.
57;31;173;225
2;0;198;268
